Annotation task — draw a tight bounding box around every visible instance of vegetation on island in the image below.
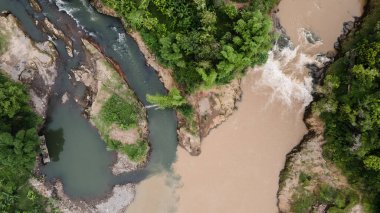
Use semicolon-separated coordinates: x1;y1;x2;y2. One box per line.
311;0;380;211
101;0;277;93
92;68;149;163
0;73;50;212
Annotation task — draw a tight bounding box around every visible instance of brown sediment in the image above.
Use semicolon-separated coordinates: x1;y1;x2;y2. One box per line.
89;0;243;156
174;70;308;213
277;0;364;51
276;1;366;212
174;0;364;212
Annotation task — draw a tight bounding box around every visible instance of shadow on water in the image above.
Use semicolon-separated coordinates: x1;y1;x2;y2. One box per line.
1;0;178;199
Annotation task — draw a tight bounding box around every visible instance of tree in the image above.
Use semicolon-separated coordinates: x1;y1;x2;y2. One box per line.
364;156;380;171
0;80;29;118
146;88;187;109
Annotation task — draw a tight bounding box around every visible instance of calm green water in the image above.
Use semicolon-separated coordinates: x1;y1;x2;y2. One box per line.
1;0;178;199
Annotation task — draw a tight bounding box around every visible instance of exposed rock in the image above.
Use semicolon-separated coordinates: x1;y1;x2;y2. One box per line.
41;18;73;57
277;112;353;212
0;14;57;117
343;21;355;34
190;78;242;138
303;29;321;44
95;184;135;213
81;39;148;174
89;0;118;17
30;178;135;213
61;92;69;104
112;153;138;175
29;0;42;13
326;50;337;59
306;63;325;84
90;0;243;156
177;127;201;156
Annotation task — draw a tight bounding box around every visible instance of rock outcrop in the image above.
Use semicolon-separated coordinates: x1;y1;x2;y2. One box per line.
0;14;57;117
89;1;243;156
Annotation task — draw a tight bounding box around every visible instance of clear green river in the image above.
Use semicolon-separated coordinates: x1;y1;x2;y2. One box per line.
0;0;178;199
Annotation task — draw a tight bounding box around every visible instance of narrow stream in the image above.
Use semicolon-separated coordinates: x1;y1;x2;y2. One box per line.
0;0;178;199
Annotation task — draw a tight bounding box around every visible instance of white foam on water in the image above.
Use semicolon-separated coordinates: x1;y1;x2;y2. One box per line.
145;105;159;109
253;48;314;108
251;28;329;108
112;32;131;57
53;0;83;29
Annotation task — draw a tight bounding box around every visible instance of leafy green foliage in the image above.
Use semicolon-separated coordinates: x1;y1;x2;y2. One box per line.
100;94;139;130
101;0;275;92
94;81;148;163
313;1;380;209
121;140;149;162
292;193;316;213
0;73;48;212
0;32;7;54
107;138;149;162
291;184;359;213
147;88;187;109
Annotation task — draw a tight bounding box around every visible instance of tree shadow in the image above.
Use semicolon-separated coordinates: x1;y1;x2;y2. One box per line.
45;128;64;162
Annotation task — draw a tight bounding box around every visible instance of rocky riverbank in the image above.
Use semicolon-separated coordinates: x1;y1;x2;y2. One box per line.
89;0;242;156
0;12;57;117
276;1;366;211
78;38;149;174
0;9;150;212
30;177;135;213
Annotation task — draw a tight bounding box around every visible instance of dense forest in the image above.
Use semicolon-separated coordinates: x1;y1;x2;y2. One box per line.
0;73;49;212
313;0;380;211
101;0;277;93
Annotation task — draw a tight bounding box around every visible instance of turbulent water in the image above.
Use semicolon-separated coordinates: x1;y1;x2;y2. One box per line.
0;0;364;211
173;1;364;212
1;0;178;200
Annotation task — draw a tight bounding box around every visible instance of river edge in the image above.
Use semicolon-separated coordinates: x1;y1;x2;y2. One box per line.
89;0;243;156
0;3;149;211
277;1;367;212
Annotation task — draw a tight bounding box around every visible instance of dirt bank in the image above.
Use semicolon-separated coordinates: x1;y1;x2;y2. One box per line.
0;13;57;117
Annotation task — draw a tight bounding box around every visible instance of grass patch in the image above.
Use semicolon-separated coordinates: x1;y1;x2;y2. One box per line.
107;138;149;162
291;183;360;213
0;32;8;54
92;66;148;163
99;94;139;130
292;193;316;213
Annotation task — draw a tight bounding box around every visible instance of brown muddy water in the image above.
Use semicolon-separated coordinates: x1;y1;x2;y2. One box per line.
171;0;364;213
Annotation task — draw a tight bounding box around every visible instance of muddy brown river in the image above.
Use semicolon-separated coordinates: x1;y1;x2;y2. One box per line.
171;0;364;213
